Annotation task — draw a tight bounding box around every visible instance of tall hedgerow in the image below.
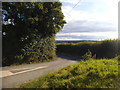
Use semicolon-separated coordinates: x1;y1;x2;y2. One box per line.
56;40;119;59
2;2;66;66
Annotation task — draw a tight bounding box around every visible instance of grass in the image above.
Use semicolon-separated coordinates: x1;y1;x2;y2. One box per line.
19;57;119;88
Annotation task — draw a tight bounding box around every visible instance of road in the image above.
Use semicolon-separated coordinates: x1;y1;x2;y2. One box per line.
1;54;80;88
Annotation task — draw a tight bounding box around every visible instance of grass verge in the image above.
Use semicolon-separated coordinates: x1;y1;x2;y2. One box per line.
19;57;119;88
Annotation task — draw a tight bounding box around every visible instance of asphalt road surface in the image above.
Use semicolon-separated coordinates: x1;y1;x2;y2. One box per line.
1;54;80;88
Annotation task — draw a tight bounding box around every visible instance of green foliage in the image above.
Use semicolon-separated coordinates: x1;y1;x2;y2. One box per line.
82;49;96;60
20;58;118;88
56;39;119;59
2;2;66;66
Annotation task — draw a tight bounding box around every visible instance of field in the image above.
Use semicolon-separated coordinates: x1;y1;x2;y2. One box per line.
19;57;119;88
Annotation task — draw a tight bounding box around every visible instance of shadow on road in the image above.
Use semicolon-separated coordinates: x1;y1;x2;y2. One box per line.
56;53;83;61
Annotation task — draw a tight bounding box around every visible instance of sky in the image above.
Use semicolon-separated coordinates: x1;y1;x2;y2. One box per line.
56;0;119;41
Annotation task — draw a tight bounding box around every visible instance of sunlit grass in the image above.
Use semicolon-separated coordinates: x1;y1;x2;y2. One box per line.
20;57;119;88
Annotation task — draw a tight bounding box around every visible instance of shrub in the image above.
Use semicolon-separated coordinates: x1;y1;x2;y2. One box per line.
82;49;96;60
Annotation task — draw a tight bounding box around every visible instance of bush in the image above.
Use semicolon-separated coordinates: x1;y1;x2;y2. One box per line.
82;49;96;60
3;34;56;66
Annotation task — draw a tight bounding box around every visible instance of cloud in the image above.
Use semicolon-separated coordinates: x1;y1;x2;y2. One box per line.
56;31;118;41
56;20;118;40
61;0;118;24
60;0;119;5
56;33;117;41
58;0;118;40
60;0;81;5
57;32;117;37
62;5;117;24
60;20;117;33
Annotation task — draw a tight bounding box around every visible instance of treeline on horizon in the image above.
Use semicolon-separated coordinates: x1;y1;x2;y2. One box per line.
56;39;120;59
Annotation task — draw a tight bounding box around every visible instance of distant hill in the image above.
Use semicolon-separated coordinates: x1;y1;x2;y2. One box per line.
56;40;98;43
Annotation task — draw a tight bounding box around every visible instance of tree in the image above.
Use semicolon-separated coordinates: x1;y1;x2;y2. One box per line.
2;2;66;66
